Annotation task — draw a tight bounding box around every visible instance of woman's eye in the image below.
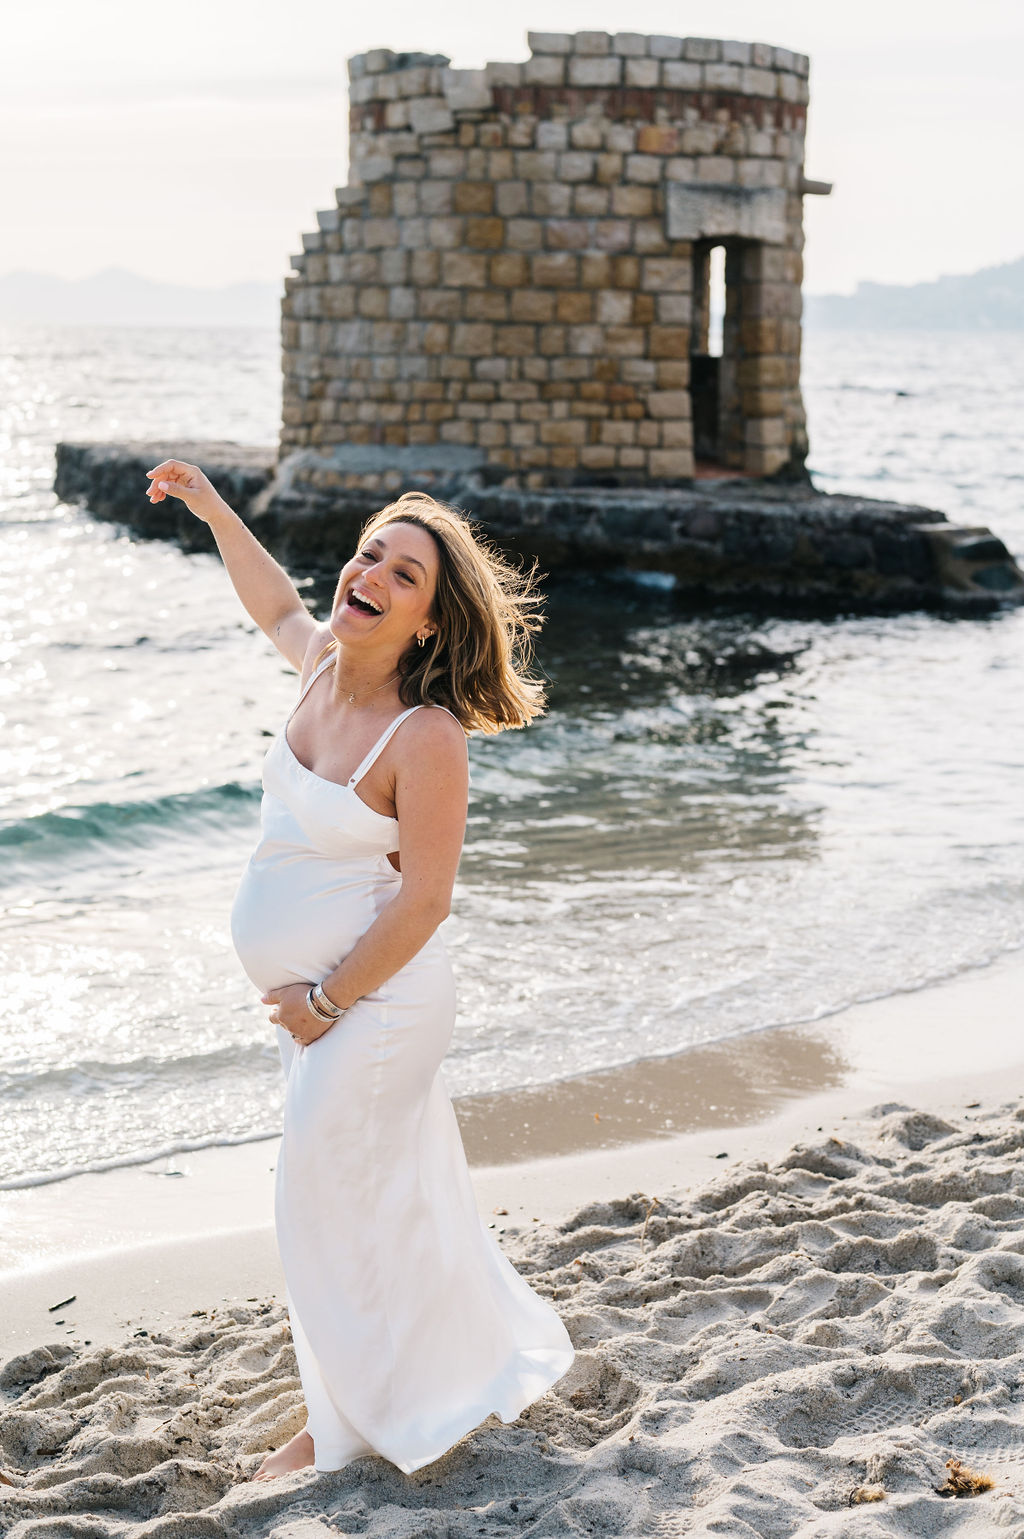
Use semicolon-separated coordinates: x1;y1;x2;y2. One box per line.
398;571;415;584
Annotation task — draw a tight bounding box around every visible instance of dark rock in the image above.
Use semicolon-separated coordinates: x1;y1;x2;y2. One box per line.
52;440;1024;616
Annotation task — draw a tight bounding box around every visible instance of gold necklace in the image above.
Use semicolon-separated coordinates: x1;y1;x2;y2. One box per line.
342;670;400;706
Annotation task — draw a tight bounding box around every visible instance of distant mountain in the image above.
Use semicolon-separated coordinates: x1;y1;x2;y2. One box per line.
805;256;1024;330
0;268;281;327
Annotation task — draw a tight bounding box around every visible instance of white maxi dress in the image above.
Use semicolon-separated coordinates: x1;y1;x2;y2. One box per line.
230;657;574;1472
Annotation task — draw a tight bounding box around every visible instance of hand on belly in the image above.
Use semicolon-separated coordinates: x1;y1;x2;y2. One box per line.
262;983;339;1047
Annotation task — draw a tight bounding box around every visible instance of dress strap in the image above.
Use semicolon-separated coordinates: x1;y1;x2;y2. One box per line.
287;651;335;725
348;705;425;787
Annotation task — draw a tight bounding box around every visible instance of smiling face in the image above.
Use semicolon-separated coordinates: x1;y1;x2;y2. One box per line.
329;520;440;656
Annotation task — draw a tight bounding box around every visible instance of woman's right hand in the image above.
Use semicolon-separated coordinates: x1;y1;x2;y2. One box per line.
145;460;225;523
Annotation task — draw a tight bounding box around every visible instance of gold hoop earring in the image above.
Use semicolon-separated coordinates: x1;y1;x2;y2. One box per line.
417;633;426;647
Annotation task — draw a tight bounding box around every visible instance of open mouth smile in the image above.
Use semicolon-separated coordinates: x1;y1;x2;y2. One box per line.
346;587;384;616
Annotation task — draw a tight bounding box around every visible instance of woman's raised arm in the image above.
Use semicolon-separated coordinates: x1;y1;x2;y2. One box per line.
146;459;318;671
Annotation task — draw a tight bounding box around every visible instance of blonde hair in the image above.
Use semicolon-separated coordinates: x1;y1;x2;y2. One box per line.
322;492;547;734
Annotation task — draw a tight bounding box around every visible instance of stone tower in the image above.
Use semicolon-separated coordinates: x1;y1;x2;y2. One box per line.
282;31;825;496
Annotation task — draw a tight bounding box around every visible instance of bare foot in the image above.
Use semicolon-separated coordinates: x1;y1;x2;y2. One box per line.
251;1428;316;1480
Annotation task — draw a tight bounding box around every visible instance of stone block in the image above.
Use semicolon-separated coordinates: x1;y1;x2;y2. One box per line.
410;249;440;285
506;219;543;250
454;181;494;214
420;288;462;320
563;325;602;357
559;151;596;182
637;126;679;156
683;37;720;62
612;183;655;217
515;151;558;181
613;32;647;56
574;185;610;216
441;251;488;286
697;156;735;183
580;254;613;287
452;322;495;355
594;221;633;252
538;326;567;355
635;221;669;254
661;61;703;93
492;326;535;355
666;184;787;243
595;289;633;325
523;54;566;86
742;66;777;97
428;150;466;179
484;60;522;89
537;121;569;151
441;68;492;112
557;290;594;323
656;359;689;386
362;217;400;247
595;152;624;185
721;39;752;65
568;55;622;86
466;217;505;249
532;183;571;217
649;326;690;358
533;252;579;286
540;419;587;445
649;449;693;477
409;98;456;135
625;57;660;87
490;252;530;286
745;413;788;447
570;120;604;150
528;31;572;54
547;219;589;250
605;124;637;153
511;290;556;322
496;181;529;217
425;217;460;249
641;257;690;291
581;444;618;469
625;154;662;185
388;287;417;320
745;444;789;475
704;62;742;90
737;158;785;189
605;326;645;356
573;31;611;54
648;34;683;59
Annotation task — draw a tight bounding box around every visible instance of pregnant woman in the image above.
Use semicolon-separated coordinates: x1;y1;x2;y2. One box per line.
144;461;574;1480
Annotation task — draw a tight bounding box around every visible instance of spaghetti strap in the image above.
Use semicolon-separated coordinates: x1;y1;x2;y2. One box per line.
287;652;335;726
348;705;425;787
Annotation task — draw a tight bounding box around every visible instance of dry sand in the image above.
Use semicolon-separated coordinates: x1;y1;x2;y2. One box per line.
3;1097;1024;1536
2;956;1024;1536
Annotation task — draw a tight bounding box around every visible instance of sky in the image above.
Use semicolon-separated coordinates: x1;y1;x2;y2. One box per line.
3;0;1022;296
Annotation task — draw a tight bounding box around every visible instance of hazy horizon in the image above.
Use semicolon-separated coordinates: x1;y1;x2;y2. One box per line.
4;1;1023;299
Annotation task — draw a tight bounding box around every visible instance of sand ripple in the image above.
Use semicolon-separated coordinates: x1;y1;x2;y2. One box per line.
3;1100;1024;1536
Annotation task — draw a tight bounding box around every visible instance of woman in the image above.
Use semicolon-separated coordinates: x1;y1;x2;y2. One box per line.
144;460;574;1480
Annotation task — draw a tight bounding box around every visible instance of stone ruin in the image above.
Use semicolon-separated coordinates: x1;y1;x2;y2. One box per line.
282;30;832;498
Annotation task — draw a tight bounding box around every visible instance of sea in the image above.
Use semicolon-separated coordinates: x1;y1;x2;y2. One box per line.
1;324;1022;1189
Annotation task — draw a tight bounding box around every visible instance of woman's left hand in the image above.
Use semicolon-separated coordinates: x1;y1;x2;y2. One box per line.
262;983;334;1046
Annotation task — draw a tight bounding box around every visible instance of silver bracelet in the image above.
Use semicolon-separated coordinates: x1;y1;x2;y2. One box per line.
306;981;347;1024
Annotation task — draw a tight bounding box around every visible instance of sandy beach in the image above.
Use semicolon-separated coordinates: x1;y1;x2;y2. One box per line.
2;952;1024;1535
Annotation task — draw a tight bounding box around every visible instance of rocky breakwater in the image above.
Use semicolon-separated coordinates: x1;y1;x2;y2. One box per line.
54;439;1024;613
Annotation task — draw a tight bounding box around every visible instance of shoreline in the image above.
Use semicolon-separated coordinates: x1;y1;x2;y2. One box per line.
1;948;1021;1362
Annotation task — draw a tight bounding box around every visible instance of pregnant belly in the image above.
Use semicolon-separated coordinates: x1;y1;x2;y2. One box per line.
230;852;394;993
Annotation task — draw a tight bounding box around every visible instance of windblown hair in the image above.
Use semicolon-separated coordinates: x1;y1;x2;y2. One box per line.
326;492;547;734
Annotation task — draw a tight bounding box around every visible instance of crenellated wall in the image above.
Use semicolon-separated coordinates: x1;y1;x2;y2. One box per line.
282;31;815;494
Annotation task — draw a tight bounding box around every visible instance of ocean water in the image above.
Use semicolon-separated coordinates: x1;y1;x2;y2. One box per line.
1;324;1022;1188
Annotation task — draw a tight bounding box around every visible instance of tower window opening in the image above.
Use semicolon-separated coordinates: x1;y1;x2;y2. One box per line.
707;244;725;358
